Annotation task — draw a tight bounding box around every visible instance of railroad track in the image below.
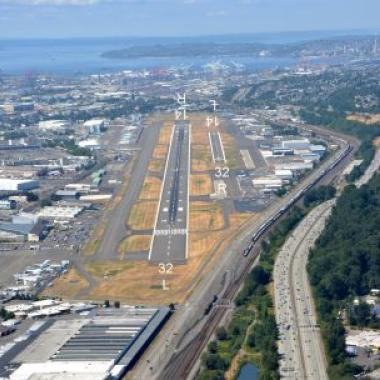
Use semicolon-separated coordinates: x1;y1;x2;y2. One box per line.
158;136;356;380
159;245;260;380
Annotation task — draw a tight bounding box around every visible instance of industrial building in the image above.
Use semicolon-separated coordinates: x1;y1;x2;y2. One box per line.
38;120;70;132
8;306;170;380
274;169;293;180
83;119;105;135
0;179;39;192
0;213;47;242
78;138;100;149
0;199;17;210
37;205;84;220
252;176;284;190
0;219;48;242
0;103;34;114
281;138;311;150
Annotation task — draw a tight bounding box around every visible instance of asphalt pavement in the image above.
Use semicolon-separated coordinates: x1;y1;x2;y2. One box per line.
274;201;333;380
94;123;160;260
128;129;357;380
149;121;190;264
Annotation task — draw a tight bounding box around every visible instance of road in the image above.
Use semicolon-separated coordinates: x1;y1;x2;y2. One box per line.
274;201;333;380
149;121;190;264
355;147;380;187
273;131;379;380
127;127;358;380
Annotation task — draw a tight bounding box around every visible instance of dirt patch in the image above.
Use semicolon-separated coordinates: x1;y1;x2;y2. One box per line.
139;176;162;200
42;268;89;299
128;201;158;230
189;202;225;232
190;174;212;196
347;113;380;125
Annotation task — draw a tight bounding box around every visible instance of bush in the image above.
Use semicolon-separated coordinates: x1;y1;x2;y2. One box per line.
215;326;228;341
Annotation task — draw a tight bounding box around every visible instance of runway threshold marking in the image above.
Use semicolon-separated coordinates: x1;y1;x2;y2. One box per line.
240;149;255;169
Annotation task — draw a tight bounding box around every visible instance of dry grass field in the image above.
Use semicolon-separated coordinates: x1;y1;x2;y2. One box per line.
42;268;89;299
191;125;210;145
192;144;213;172
158;124;173;145
118;235;151;256
189;202;225;232
190;174;212;196
127;201;158;230
49;113;259;305
152;144;169;160
148;159;165;174
48;211;256;304
139;176;161;200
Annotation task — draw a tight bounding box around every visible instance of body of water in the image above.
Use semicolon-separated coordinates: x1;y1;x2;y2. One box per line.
0;31;356;76
0;38;298;76
237;363;259;380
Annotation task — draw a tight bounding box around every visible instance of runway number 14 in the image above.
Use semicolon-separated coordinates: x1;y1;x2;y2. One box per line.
158;263;174;275
215;167;230;178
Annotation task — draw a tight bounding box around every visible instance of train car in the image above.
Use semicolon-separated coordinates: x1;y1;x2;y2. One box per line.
243;143;352;257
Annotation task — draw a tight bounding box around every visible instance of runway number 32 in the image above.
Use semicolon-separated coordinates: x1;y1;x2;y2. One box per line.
215;166;230;178
158;263;174;274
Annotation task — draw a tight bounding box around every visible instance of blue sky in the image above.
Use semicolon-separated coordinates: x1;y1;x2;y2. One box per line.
0;0;379;38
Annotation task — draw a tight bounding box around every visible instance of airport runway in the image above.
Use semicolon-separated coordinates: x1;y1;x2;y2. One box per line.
209;132;226;163
149;121;191;264
129;127;359;380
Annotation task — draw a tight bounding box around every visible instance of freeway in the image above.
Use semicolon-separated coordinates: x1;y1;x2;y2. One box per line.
127;126;357;380
273;129;380;380
274;201;333;380
355;147;380;187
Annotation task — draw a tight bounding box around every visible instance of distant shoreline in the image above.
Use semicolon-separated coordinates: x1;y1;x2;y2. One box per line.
101;35;378;60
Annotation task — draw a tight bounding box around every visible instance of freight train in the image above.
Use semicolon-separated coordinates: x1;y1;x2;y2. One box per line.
243;144;352;257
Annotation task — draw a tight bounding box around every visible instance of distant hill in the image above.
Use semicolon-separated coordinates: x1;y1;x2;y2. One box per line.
101;42;284;59
101;35;379;60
